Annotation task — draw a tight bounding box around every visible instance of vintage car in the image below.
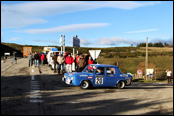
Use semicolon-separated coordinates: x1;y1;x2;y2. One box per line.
62;64;132;89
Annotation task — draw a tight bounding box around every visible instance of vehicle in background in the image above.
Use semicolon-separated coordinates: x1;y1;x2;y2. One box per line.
43;47;56;54
62;64;132;89
23;47;32;57
47;51;61;70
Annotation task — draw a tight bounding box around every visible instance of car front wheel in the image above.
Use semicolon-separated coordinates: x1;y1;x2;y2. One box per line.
116;81;125;89
80;81;90;89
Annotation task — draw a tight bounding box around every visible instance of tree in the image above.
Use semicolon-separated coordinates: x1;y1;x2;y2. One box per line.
164;42;169;47
137;43;146;47
148;42;153;47
153;42;164;47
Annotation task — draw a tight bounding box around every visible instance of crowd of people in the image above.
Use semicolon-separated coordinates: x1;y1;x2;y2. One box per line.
52;52;96;74
27;51;96;75
27;51;46;68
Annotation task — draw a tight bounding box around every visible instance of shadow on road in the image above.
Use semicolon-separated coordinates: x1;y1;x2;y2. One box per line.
1;74;173;115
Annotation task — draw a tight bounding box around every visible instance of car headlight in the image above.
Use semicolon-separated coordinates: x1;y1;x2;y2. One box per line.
71;77;74;80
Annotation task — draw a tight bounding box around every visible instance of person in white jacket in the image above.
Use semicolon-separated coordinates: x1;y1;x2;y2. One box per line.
57;53;65;75
166;69;172;83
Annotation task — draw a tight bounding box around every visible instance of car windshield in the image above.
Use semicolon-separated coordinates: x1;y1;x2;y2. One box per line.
82;65;97;73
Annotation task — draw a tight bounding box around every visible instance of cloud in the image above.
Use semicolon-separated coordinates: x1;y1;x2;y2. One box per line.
1;1;161;28
6;37;21;41
18;23;110;34
97;37;142;46
125;29;159;34
80;39;91;45
150;37;173;44
33;39;58;44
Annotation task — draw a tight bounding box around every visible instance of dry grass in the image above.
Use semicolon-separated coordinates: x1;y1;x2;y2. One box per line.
137;47;173;52
97;55;173;79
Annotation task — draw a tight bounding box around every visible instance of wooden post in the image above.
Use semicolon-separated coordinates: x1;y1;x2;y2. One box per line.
145;37;148;80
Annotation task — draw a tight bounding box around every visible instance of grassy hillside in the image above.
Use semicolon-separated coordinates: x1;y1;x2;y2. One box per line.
1;42;173;79
97;56;173;79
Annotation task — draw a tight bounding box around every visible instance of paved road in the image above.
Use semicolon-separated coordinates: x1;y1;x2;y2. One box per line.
1;58;173;115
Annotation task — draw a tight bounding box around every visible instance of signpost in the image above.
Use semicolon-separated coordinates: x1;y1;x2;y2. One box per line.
72;35;80;71
52;48;58;51
73;36;80;48
89;50;101;61
60;35;65;55
137;70;142;75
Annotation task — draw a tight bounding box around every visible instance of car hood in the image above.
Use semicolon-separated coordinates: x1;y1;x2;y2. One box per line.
120;73;132;78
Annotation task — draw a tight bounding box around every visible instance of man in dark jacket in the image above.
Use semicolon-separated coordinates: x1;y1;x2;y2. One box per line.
34;52;40;67
52;52;58;73
84;53;89;67
78;55;86;72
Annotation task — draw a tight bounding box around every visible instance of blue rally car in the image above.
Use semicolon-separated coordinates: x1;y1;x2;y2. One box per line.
62;64;132;89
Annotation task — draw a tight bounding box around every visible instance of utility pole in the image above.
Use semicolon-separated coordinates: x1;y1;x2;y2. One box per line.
63;34;65;55
145;37;148;80
60;35;63;54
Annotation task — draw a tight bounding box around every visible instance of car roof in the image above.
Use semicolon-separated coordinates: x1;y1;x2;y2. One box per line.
48;51;61;53
89;64;118;68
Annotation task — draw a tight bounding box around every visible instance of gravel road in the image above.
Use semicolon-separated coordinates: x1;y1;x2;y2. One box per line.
1;58;173;115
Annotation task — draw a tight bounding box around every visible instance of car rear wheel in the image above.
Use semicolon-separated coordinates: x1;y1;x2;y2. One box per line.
80;81;90;89
116;81;125;89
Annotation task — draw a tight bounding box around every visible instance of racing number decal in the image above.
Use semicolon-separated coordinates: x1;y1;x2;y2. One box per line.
95;76;104;85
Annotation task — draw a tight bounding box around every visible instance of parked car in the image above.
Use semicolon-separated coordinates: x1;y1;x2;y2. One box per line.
62;64;132;89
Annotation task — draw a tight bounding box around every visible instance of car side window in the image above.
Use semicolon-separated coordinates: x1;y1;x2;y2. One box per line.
95;67;105;75
107;67;115;75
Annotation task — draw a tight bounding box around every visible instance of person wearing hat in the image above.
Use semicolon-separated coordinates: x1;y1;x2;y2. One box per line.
166;69;172;83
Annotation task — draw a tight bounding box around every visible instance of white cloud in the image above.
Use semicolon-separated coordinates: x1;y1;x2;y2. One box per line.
6;37;21;41
33;39;58;44
1;1;161;28
80;39;91;45
150;37;173;44
125;29;159;34
18;23;110;34
97;37;142;46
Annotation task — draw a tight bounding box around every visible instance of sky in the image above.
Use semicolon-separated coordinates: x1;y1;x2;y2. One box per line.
1;1;173;48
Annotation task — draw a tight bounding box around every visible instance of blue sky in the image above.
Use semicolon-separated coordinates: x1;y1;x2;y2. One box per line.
1;1;173;47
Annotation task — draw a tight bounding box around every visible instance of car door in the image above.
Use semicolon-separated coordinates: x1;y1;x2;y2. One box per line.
105;67;118;86
93;67;107;87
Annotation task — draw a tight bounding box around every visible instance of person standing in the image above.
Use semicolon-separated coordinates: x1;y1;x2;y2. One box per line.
88;56;94;64
57;53;65;74
28;52;32;67
41;53;45;66
78;55;86;72
34;52;40;68
64;52;68;72
52;52;58;73
75;54;80;72
65;53;74;73
166;69;172;83
32;51;35;66
84;53;89;67
11;51;17;64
